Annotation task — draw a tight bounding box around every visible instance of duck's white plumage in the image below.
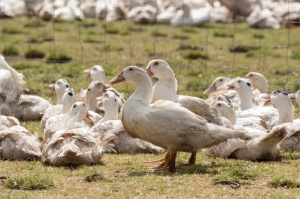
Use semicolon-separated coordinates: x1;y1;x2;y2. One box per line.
146;59;223;126
44;102;90;139
0;125;42;160
110;66;249;172
90;120;164;154
41;88;76;129
0;55;26;104
43;128;103;166
204;126;287;161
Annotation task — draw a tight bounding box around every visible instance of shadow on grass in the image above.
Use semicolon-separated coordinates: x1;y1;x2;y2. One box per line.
128;162;226;176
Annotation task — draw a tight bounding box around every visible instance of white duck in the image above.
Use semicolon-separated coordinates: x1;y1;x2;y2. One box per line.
85;81;108;112
0;55;25;104
245;72;268;93
279;123;300;152
84;65;105;83
0;105;20;127
109;66;249;172
41;88;76;130
0;125;42;160
43;128;103;166
44;102;93;139
204;126;287;161
90;120;164;154
96;91;119;124
214;101;268;136
146;59;224;126
0;55;51;120
49;79;70;104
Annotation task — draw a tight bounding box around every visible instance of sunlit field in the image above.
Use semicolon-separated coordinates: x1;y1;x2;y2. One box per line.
1;17;300;198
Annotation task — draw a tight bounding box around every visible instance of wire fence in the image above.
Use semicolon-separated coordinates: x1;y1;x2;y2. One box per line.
1;0;300;98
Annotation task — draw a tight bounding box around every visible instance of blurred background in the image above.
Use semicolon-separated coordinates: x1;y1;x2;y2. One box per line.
1;0;300;102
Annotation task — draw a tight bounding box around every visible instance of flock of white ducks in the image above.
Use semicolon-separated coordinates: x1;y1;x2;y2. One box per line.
1;54;300;172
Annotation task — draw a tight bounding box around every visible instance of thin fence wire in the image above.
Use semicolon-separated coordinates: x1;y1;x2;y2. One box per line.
1;0;299;97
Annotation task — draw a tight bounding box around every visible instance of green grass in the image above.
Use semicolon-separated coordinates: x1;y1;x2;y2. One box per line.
2;44;19;56
1;16;300;198
4;174;54;190
268;177;300;188
46;51;72;63
25;49;45;59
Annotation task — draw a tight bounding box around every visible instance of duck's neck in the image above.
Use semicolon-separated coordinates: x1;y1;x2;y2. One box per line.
277;101;294;124
62;101;72;114
56;92;64;104
153;74;178;103
101;105;119;123
237;89;254;111
220;108;237;125
87;97;97;112
130;76;153;106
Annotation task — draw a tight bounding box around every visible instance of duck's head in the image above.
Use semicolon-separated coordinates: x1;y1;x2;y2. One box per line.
85;81;110;110
226;78;251;93
214;100;234;115
245;72;268;93
96;91;118;109
84;65;105;83
146;59;173;79
62;88;76;113
262;89;291;107
69;102;92;123
204;77;230;94
289;90;300;106
49;79;69;95
109;66;148;85
215;94;232;106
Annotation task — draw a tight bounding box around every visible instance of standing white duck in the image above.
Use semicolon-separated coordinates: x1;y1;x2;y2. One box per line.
85;81;108;112
96;91;119;124
43;128;103;166
41;88;76;130
44;102;93;139
146;59;223;126
109;66;249;172
0;125;42;160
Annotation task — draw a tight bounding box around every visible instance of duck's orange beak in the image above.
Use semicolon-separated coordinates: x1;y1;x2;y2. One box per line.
109;71;125;85
203;83;216;94
49;84;55;92
84;68;92;79
226;83;235;90
84;112;94;124
261;94;271;106
146;66;154;77
96;97;103;108
289;94;296;101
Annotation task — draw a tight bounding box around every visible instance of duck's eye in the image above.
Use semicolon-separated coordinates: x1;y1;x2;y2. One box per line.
129;68;133;71
238;80;241;83
250;74;253;77
114;99;117;102
218;104;221;107
247;82;251;87
57;82;60;84
66;84;69;88
154;61;158;65
73;104;77;108
68;92;73;96
83;103;85;106
220;79;223;82
87;88;91;92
